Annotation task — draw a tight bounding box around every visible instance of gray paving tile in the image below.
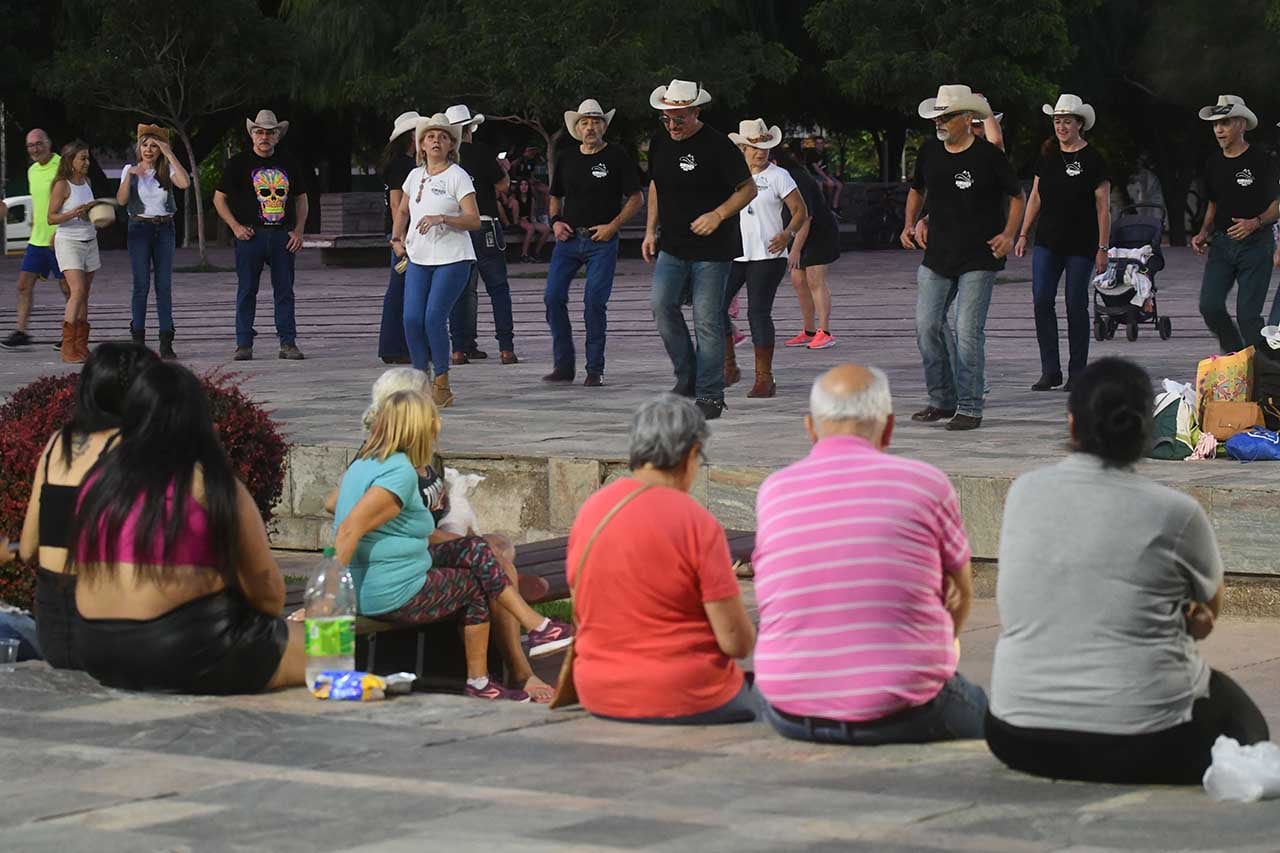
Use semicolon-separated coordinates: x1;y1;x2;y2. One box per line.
530;814;715;849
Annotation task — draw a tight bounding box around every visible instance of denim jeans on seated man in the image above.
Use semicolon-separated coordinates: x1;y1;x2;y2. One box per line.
595;678;764;726
234;228;297;348
765;673;986;745
650;251;729;400
449;222;515;354
916;265;996;417
545;234;620;376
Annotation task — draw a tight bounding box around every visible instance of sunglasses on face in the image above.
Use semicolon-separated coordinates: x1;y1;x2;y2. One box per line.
935;112;964;124
659;114;692;126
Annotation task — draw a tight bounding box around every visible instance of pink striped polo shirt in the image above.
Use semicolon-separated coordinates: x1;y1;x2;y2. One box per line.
752;435;971;722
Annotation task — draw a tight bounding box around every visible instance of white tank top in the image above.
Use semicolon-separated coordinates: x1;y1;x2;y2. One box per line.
56;180;97;240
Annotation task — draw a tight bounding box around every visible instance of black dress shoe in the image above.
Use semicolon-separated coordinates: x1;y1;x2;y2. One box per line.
695;398;725;420
584;373;603;387
1031;372;1063;391
911;406;957;422
466;348;488;360
945;414;983;431
542;367;574;383
1064;375;1077;392
671;381;695;398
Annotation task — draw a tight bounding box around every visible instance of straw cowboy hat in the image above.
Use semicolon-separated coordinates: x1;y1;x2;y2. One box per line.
445;104;485;133
1042;94;1096;131
415;113;463;150
565;99;616;140
1199;95;1258;130
728;118;782;149
246;109;289;138
388;111;422;141
88;200;118;228
136;123;170;143
917;84;991;120
650;79;712;110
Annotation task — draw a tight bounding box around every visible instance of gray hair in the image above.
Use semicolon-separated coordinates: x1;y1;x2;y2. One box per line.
363;367;430;430
628;394;709;471
809;367;893;423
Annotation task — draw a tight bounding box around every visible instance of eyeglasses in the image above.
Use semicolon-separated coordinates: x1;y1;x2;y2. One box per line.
697;447;708;466
25;141;47;149
250;128;278;138
659;114;691;126
935;112;964;124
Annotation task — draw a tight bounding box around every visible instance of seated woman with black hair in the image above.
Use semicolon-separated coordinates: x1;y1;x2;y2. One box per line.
18;342;157;668
69;361;305;693
987;357;1269;785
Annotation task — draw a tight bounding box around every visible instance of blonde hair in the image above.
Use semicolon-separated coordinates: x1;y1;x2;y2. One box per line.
363;367;430;430
357;389;439;468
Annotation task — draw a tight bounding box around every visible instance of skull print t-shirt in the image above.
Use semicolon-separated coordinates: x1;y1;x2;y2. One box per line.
1203;145;1279;229
1032;143;1108;258
550;142;643;230
911;137;1021;277
648;124;752;261
217;149;309;231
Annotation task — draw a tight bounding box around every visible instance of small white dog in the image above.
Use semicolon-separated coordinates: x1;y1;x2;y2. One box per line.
438;468;484;535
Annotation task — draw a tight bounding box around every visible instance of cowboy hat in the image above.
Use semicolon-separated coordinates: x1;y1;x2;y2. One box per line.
414;113;462;153
1199;95;1258;130
650;79;712;110
918;84;991;120
136;123;170;143
389;111;422;142
1042;94;1096;131
246;109;289;139
88;199;117;229
565;99;617;140
728;118;782;149
445;104;485;133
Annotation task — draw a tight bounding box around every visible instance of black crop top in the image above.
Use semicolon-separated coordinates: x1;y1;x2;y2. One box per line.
37;433;117;550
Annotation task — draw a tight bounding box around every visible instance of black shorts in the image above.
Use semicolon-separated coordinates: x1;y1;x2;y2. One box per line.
75;590;288;695
800;227;840;268
35;567;81;670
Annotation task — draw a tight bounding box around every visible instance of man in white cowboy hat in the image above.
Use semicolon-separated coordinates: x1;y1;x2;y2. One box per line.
644;78;757;420
1191;95;1279;353
213;108;309;361
900;84;1024;431
444;103;519;365
540;99;644;387
376;110;422;364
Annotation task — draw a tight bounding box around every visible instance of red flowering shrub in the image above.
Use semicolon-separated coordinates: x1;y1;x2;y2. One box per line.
0;370;290;609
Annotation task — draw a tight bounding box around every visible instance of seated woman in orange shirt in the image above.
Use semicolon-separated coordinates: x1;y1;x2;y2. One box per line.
567;394;760;724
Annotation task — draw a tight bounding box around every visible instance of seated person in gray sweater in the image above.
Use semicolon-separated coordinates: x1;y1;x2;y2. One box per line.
986;357;1269;785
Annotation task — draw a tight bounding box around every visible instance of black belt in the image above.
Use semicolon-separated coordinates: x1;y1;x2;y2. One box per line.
574;226;594;239
131;215;174;224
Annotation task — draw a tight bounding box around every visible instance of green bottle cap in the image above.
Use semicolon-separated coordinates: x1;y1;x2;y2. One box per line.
322;546;336;558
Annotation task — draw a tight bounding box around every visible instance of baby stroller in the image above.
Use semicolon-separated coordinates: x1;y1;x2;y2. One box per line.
1092;203;1172;342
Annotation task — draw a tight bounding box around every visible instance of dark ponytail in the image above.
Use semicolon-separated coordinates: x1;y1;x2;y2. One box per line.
1067;357;1154;467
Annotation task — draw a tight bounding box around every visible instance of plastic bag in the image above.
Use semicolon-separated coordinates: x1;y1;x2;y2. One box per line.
1203;736;1280;802
1161;378;1197;410
311;670;387;701
1224;428;1280;462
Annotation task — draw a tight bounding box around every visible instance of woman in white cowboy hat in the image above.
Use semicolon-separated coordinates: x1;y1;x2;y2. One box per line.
1014;94;1109;393
390;113;481;407
723;119;808;398
377;111;421;365
47;140;108;364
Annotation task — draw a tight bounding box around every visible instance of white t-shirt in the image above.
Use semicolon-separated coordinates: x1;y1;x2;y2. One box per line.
400;163;477;266
123;164;171;217
736;163;798;261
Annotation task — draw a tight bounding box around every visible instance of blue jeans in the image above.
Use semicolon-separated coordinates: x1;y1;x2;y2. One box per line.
594;680;764;725
916;265;996;417
234;228;296;347
127;219;176;333
449;222;515;352
544;235;620;375
405;260;472;374
0;611;41;661
1031;246;1093;378
1200;229;1276;352
765;673;988;745
379;241;409;360
650;251;729;400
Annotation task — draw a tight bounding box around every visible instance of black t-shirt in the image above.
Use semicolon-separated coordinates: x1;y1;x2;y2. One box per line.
910;138;1021;277
216;149;309;230
550;143;642;229
1033;144;1108;257
1204;146;1279;226
782;164;838;241
381;153;415;235
648;124;752;261
459;141;505;218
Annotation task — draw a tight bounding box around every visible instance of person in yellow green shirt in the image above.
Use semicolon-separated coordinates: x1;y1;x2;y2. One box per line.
2;129;70;350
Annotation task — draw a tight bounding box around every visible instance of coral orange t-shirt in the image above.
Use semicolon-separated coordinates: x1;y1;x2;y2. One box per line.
566;478;744;719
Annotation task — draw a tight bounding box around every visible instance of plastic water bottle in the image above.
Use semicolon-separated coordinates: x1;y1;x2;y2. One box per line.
304;546;356;689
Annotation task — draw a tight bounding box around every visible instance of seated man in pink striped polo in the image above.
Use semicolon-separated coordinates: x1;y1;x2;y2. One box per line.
752;363;986;744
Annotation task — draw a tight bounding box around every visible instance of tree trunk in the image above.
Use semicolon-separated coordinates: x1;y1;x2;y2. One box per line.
882;125;907;182
177;128;208;266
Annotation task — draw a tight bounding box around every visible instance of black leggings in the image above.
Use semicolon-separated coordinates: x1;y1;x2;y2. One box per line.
986;669;1270;785
725;258;788;348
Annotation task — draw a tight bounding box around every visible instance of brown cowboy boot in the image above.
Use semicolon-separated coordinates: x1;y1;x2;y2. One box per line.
75;320;91;362
431;372;454;408
60;321;84;364
747;345;776;398
724;332;741;387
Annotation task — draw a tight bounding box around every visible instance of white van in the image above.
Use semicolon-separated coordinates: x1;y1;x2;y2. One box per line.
4;195;33;255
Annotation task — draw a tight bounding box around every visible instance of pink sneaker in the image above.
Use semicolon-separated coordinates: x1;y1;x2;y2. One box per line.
465;677;531;702
526;618;575;658
728;295;741;319
784;330;814;347
731;324;746;347
808;329;836;350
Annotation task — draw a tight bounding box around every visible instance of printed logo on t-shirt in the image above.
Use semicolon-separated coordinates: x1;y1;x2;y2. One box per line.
252;167;290;224
679;154;697;172
1236;169;1255;187
754;175;770;190
590;162;609;179
954;170;973;190
1064;160;1083;177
